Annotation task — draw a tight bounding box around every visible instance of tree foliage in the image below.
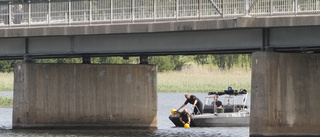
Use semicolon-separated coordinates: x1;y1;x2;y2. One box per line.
0;54;251;72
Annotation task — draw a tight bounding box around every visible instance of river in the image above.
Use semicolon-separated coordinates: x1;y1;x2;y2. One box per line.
0;92;250;137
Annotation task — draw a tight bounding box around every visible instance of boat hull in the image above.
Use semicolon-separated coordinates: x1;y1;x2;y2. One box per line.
169;112;249;127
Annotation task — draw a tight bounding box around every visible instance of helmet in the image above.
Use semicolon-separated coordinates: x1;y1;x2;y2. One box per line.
171;109;176;115
184;123;190;128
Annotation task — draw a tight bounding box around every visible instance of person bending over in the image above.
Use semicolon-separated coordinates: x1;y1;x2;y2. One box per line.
177;93;203;115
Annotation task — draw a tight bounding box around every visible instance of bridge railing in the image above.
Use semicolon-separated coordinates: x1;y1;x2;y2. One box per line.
0;0;319;27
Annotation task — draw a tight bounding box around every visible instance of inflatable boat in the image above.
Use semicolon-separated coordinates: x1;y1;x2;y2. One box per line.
169;88;250;127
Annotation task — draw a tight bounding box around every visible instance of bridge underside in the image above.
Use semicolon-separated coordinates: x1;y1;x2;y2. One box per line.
2;20;320;59
251;52;320;136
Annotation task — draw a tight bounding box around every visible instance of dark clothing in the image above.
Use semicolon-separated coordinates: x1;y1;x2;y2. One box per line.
14;8;23;24
179;112;190;123
216;100;223;107
184;95;203;114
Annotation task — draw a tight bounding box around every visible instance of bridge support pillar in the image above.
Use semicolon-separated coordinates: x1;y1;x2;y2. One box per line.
13;63;157;129
251;52;320;136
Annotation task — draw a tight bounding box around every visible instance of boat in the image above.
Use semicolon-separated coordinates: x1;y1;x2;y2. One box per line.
169;88;250;127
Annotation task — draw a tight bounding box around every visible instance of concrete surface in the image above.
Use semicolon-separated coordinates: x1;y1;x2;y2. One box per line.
250;52;320;136
2;15;320;37
13;63;158;129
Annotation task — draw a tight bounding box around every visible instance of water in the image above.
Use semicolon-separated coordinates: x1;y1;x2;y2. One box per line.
0;92;250;137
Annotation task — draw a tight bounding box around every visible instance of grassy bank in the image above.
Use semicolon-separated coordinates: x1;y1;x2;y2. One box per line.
158;64;251;93
0;65;251;93
0;96;13;108
0;73;13;91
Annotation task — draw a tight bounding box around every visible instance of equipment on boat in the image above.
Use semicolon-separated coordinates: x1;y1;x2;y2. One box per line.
171;109;176;115
169;87;250;127
184;123;190;128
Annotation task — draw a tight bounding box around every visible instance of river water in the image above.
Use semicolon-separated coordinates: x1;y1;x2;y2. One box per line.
0;92;250;137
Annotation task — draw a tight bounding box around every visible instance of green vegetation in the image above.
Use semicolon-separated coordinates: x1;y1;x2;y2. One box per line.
158;64;251;93
0;96;13;108
0;55;252;92
0;73;14;91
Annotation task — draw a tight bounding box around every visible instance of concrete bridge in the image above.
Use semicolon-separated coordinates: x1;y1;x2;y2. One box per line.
2;0;320;136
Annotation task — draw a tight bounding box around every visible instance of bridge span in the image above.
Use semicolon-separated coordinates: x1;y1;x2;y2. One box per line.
3;0;320;136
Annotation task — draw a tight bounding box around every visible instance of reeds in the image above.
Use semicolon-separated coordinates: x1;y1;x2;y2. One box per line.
0;72;14;91
0;65;251;93
158;64;251;92
0;96;13;108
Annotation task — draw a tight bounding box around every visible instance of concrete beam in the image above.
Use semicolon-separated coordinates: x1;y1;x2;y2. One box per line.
251;52;320;136
1;15;320;38
13;63;158;129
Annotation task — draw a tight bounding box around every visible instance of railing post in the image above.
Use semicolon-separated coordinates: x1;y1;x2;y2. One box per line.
89;0;92;23
270;0;273;15
198;0;201;19
69;0;71;25
48;0;51;25
9;2;12;26
244;0;249;16
154;0;156;21
111;0;113;23
28;0;31;26
294;0;298;14
176;0;179;20
132;0;135;22
222;0;225;17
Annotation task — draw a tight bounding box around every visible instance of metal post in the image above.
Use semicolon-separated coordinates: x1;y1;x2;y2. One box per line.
111;0;113;23
294;0;298;14
48;0;51;25
154;0;156;21
69;0;71;25
89;0;92;23
244;0;249;16
28;0;31;25
9;2;12;26
132;0;135;22
176;0;179;20
222;0;224;17
198;0;201;19
270;0;272;15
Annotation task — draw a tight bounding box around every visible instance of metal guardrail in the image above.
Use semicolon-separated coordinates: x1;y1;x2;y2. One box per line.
0;0;319;27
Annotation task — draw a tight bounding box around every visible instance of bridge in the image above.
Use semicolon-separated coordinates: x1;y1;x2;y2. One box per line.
3;0;320;136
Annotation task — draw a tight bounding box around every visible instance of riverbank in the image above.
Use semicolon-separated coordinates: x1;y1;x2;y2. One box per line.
0;73;13;91
0;64;251;92
158;64;251;92
0;96;12;108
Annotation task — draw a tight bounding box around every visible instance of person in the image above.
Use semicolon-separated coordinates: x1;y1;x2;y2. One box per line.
2;5;14;24
14;5;23;24
177;93;203;115
179;109;191;126
215;94;223;108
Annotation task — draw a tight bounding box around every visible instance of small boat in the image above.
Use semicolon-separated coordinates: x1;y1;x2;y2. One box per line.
169;88;250;127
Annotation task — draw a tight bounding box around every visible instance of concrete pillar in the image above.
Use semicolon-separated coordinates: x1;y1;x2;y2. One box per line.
13;63;157;129
251;52;320;136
